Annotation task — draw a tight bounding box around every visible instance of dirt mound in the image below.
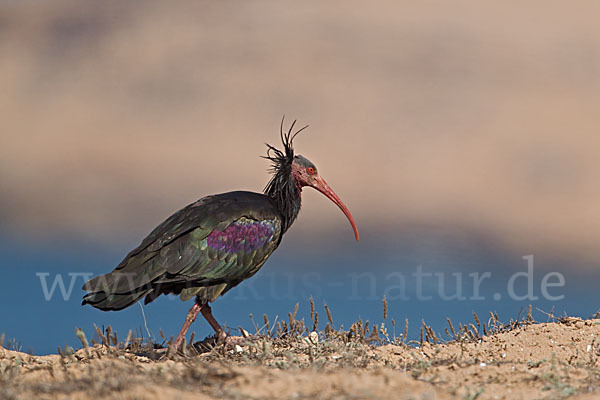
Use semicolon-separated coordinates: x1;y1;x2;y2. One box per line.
2;318;600;399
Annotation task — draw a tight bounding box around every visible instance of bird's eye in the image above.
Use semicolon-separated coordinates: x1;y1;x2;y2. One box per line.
307;167;316;175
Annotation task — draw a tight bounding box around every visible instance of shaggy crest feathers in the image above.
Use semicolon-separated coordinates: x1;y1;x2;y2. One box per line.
262;117;308;175
262;117;308;233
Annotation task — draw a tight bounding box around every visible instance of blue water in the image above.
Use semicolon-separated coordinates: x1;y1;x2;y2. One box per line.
1;227;599;355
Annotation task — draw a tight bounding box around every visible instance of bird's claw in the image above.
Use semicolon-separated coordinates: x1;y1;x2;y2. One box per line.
215;329;253;349
224;335;247;346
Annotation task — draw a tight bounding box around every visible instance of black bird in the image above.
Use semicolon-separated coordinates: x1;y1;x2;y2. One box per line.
82;120;359;349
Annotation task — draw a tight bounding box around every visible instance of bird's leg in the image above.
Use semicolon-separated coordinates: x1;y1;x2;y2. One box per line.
200;302;227;342
201;303;250;347
173;300;203;351
173;298;241;351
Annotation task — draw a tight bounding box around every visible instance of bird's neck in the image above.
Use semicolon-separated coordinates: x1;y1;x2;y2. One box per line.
264;172;302;234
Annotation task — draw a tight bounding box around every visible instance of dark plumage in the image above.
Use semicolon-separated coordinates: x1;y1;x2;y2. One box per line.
82;119;359;349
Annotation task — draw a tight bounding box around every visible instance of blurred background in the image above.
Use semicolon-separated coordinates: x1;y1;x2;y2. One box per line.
1;0;599;354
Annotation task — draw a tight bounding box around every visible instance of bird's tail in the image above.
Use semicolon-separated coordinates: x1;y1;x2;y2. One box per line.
82;246;169;311
82;288;151;311
82;270;152;311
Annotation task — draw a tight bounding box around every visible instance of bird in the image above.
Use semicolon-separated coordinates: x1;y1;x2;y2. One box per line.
82;119;359;350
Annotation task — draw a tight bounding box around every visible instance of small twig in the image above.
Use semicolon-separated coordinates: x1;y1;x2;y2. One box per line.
138;302;153;340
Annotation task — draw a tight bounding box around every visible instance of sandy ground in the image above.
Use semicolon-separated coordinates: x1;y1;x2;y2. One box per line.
2;317;600;399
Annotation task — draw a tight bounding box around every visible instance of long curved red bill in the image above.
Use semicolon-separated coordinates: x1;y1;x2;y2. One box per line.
311;176;359;241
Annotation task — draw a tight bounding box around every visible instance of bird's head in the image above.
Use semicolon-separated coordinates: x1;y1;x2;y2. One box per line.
264;118;359;241
291;154;359;241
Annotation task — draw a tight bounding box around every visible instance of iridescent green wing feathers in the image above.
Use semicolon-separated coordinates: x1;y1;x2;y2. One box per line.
82;191;282;310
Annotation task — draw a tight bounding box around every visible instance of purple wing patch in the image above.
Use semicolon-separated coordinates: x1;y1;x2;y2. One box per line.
206;217;278;254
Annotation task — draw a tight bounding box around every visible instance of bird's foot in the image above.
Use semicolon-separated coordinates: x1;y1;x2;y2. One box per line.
223;335;246;347
216;328;253;349
180;328;254;355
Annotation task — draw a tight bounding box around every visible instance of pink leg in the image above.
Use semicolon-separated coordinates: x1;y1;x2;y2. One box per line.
201;303;227;341
173;300;226;350
173;301;203;350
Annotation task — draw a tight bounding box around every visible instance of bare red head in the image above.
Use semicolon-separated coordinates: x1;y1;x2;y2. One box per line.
292;155;360;241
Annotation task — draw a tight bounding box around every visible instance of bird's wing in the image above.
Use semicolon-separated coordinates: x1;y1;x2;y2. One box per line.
82;191;282;309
